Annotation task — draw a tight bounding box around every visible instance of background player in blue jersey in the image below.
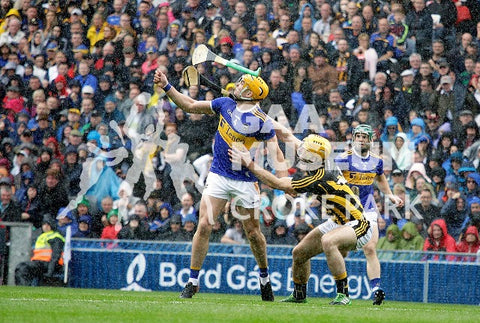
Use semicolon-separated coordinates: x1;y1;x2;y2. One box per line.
154;68;287;301
231;132;373;305
335;124;403;305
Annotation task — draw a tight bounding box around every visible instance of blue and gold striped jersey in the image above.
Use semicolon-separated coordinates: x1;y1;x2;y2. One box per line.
210;97;275;182
291;166;365;225
334;150;383;212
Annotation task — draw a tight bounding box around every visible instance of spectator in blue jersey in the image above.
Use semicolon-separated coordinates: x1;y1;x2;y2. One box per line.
335;124;403;305
154;67;287;302
370;18;395;72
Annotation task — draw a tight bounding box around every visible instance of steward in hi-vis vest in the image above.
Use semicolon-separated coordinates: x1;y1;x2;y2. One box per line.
15;216;65;286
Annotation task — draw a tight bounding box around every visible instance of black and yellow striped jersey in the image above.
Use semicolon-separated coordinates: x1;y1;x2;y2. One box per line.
291;166;365;225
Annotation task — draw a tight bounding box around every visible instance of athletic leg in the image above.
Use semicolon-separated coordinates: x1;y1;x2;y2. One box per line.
239;206;275;301
282;228;324;303
180;194;226;298
240;207;268;268
321;226;357;305
363;223;385;304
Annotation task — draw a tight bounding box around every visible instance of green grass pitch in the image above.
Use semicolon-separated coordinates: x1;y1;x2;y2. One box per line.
0;286;479;323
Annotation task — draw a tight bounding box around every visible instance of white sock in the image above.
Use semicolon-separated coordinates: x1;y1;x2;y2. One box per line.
188;278;199;286
259;275;270;285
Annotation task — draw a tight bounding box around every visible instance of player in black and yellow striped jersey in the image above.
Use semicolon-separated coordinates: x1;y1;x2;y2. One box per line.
230;130;373;306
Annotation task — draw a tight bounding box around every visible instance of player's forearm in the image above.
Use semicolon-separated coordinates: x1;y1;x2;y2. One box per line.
247;161;293;194
270;119;301;149
163;86;197;113
377;174;393;195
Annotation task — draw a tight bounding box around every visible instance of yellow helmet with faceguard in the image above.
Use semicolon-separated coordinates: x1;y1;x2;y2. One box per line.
238;74;269;100
298;134;332;163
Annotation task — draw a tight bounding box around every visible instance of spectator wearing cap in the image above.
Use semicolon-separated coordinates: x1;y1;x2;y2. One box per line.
217;36;234;61
158;214;187;241
65;128;83;151
96;74;114;107
32;114;52;146
56;107;82;141
73;215;97;238
142;46;159;75
74;60;98;92
0;60;16;84
21;6;42;32
101;208;122;240
87;12;107;53
71;196;91;220
397;69;420;123
198;3;222;37
2;84;25;123
102;96;125;125
118;214;150;240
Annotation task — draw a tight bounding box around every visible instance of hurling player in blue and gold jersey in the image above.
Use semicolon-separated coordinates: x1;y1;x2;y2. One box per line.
154;68;287;302
231;128;373;305
335;124;403;305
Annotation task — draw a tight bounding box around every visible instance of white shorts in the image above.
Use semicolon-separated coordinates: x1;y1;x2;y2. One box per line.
317;218;373;250
203;172;260;209
363;210;378;223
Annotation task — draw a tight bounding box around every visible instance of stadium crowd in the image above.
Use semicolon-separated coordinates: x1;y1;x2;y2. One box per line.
0;0;479;270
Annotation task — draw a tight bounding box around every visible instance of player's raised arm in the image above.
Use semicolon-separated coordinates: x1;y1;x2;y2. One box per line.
154;68;213;115
229;145;296;195
265;135;289;178
270;118;302;150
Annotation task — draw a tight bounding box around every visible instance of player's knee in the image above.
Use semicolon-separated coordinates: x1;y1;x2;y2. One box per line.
363;243;376;256
196;220;212;237
321;236;336;252
245;227;263;244
292;245;307;262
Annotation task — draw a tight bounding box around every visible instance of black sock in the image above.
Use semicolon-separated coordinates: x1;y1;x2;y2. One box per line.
293;283;307;300
336;278;349;297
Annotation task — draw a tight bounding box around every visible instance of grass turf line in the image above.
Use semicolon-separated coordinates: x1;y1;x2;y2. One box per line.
0;286;478;323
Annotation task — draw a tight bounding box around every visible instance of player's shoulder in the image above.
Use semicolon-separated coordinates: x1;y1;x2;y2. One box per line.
211;96;236;113
335;150;353;160
369;151;382;160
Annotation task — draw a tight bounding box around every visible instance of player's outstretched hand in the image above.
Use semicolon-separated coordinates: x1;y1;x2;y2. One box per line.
228;144;252;169
154;68;168;87
387;194;404;207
